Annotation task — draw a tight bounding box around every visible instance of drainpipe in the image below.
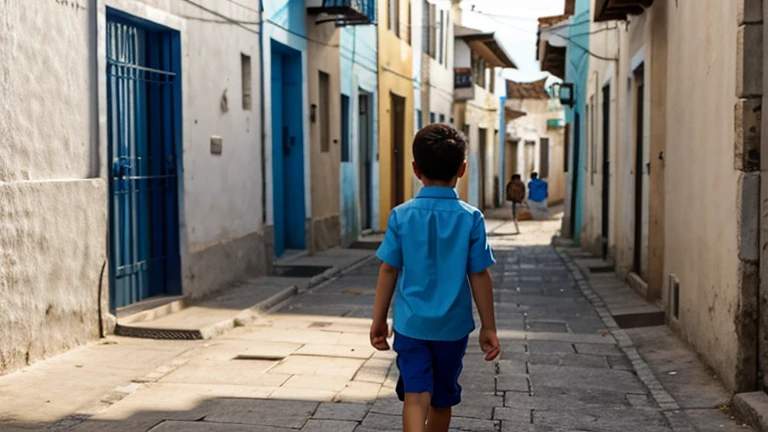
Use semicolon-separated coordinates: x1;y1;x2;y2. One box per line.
259;0;266;226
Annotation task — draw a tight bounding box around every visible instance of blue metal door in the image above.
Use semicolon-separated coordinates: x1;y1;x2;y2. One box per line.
106;12;181;309
271;42;306;257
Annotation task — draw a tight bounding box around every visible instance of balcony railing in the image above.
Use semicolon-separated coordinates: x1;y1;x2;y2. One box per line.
307;0;376;27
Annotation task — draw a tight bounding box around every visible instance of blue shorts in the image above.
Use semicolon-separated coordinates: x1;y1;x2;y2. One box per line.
393;331;469;408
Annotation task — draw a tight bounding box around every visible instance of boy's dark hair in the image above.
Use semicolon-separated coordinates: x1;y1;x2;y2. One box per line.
531;172;539;180
412;124;468;182
511;174;521;181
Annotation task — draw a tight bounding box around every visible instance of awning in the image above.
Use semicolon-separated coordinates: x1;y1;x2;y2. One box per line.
594;0;653;22
455;25;517;69
536;15;570;79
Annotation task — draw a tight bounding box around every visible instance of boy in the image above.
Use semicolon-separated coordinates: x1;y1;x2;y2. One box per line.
370;124;500;432
527;172;549;220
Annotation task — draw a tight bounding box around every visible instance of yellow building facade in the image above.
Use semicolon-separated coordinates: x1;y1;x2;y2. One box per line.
378;0;414;230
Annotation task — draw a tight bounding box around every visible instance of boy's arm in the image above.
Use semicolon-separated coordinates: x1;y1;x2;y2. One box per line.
371;263;399;350
469;269;500;361
467;212;499;361
371;210;403;351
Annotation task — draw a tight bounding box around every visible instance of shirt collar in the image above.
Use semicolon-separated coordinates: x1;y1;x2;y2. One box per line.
416;186;459;200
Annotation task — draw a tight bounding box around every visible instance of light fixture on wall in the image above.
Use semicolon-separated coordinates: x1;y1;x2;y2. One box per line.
550;82;575;108
311;104;317;123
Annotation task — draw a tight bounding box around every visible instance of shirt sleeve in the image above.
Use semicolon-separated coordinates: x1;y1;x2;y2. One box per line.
468;212;495;274
376;210;403;269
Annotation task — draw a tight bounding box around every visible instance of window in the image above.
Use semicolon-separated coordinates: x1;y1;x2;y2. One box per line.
430;112;436;124
406;1;412;45
422;0;430;55
241;54;252;110
471;54;486;88
428;3;436;58
540;137;550;179
389;0;400;37
590;94;597;184
438;10;444;64
341;95;351;162
319;71;330;153
439;113;445;124
416;109;423;130
564;124;570;173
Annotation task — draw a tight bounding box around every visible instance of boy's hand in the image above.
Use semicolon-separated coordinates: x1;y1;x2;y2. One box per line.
370;321;391;350
479;328;501;361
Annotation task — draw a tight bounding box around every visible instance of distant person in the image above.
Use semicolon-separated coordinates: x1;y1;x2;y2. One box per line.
505;174;525;234
370;124;500;432
527;172;549;220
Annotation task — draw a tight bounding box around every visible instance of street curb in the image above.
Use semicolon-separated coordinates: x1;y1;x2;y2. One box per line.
733;392;768;432
553;246;694;432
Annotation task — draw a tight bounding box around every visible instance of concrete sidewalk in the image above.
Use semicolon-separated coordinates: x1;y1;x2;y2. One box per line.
0;217;753;431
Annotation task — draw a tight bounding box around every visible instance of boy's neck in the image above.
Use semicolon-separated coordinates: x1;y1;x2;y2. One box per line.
421;178;457;188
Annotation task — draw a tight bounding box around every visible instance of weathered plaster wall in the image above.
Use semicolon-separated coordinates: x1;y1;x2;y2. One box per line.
0;1;108;374
378;0;415;230
307;19;342;252
662;0;742;391
0;181;107;375
0;0;93;182
102;0;267;299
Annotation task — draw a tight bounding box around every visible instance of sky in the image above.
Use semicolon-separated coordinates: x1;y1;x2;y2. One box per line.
458;0;565;86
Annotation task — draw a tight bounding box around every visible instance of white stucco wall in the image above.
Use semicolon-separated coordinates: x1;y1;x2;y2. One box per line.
0;0;107;374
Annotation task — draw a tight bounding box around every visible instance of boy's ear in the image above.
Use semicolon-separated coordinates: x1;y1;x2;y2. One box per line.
456;160;467;178
412;161;423;180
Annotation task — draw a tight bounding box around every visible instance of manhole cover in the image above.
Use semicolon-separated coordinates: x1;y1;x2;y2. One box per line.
274;265;332;278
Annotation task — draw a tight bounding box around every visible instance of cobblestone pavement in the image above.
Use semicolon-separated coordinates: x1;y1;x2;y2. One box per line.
5;217;749;432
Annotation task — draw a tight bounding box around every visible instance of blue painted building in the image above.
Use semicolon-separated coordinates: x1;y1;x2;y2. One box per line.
537;0;589;245
339;7;379;245
566;0;590;246
262;0;310;257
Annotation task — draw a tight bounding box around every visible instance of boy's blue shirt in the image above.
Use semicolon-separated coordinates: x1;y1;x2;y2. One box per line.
376;186;495;341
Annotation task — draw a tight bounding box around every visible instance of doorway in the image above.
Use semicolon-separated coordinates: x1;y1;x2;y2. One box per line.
271;41;306;257
601;84;611;260
570;113;581;237
524;140;536;181
391;93;406;207
106;11;182;310
504;139;519;187
478;128;488;209
633;67;646;276
359;92;374;230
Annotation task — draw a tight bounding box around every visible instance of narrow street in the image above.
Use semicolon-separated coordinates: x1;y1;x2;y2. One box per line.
0;214;748;431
